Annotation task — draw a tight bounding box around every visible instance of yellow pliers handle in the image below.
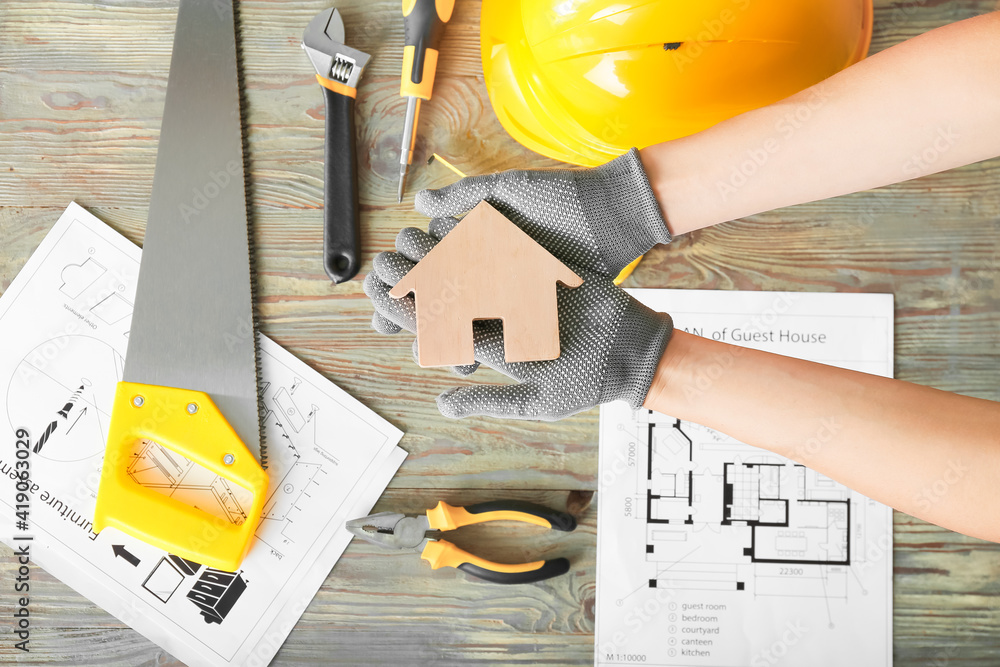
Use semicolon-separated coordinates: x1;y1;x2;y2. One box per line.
420;501;576;584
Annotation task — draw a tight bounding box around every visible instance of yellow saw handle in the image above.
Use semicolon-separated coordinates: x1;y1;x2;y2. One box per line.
92;381;268;571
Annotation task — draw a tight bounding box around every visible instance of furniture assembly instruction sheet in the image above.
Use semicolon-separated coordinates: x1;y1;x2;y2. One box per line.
0;203;406;666
596;289;893;667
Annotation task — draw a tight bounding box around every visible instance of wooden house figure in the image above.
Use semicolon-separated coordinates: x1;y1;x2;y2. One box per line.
389;201;583;368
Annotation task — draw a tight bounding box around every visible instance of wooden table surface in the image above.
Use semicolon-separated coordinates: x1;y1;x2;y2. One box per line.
2;1;999;665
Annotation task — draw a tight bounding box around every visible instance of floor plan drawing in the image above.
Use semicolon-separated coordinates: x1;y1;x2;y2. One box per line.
596;289;893;667
637;413;855;600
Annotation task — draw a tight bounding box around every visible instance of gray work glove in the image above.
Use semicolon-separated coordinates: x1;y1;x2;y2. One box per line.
364;214;673;421
414;148;672;276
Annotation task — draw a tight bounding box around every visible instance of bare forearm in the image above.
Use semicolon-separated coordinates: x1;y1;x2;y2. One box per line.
641;12;1000;235
644;331;1000;542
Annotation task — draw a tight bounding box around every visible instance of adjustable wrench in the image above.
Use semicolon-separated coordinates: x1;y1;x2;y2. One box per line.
302;8;371;284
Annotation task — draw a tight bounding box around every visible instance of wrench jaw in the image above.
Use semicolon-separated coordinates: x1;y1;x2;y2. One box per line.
303;44;371;89
302;8;371;89
303;7;345;46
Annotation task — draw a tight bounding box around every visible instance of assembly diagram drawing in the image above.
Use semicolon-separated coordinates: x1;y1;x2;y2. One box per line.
255;378;333;546
127;439;253;526
122;371;338;554
142;554;203;604
140;552;248;626
7;335;123;464
60;256;107;298
261;461;322;522
187;568;249;625
628;410;873;610
90;291;132;325
273;386;307;432
143;557;186;603
140;551;249;624
0;206;407;667
32;383;87;454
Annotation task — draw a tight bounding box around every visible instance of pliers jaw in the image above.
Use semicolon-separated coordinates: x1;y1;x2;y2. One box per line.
345;512;433;553
301;8;371;88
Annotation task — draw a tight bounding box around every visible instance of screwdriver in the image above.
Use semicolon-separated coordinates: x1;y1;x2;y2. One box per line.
397;0;455;203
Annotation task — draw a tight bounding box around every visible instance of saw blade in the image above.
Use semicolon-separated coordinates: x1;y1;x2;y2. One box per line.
123;0;263;465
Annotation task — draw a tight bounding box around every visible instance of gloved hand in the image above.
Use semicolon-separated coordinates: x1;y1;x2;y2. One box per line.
414;148;671;277
364;214;673;421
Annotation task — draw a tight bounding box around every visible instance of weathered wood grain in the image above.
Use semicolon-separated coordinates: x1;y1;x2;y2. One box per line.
2;493;999;665
2;0;1000;664
2;194;999;490
3;0;991;209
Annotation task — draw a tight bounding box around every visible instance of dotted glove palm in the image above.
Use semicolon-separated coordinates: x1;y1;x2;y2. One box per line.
364;212;673;421
414;148;672;276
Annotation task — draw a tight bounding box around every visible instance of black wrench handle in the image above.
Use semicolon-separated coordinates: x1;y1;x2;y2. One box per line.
322;84;361;284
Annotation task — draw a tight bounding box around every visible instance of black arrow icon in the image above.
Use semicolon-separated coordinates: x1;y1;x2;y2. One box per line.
66;406;87;435
112;544;140;567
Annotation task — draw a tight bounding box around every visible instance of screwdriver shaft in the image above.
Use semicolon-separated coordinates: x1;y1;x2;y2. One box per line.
398;96;421;203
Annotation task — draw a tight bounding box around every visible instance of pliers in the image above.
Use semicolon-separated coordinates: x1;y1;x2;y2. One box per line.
346;500;577;584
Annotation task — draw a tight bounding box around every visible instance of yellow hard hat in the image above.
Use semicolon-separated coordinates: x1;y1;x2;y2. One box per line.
482;0;872;166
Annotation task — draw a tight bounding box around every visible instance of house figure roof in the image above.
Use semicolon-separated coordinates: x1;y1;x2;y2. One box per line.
390;201;583;367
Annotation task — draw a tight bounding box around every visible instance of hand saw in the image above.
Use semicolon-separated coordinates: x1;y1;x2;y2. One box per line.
92;0;268;572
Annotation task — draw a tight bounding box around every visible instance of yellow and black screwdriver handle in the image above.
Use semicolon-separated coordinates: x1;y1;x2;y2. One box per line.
420;500;577;584
401;0;455;101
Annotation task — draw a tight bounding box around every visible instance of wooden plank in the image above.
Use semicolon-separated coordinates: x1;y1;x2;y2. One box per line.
2;493;1000;665
5;192;998;350
0;71;539;208
2;0;1000;663
0;0;988;87
0;1;485;86
3;198;998;494
3;0;998;208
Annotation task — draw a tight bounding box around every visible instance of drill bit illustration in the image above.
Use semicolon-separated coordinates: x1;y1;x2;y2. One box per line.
33;384;85;454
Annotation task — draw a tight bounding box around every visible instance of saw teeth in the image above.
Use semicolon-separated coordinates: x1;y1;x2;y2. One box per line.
232;0;267;472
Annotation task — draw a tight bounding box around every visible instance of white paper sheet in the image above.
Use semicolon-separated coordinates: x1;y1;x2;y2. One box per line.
596;289;893;667
0;203;406;666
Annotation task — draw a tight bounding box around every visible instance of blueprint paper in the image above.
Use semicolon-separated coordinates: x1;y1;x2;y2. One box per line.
0;203;406;666
596;289;893;667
